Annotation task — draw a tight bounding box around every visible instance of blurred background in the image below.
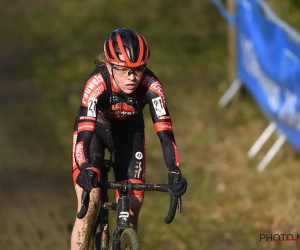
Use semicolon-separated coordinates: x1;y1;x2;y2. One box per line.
1;0;300;249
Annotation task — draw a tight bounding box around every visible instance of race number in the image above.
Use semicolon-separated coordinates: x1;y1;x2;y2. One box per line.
87;97;97;117
152;97;166;117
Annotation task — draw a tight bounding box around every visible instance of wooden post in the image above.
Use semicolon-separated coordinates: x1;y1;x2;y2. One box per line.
227;0;237;82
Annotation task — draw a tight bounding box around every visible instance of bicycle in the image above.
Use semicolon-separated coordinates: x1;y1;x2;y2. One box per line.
76;159;182;250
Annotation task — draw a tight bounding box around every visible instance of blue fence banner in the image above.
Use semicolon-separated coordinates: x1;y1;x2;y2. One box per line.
237;0;300;152
213;0;300;152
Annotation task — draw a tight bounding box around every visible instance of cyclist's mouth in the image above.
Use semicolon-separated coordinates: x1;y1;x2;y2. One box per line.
126;84;137;89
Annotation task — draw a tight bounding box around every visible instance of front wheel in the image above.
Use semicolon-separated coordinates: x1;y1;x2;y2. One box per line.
119;228;141;250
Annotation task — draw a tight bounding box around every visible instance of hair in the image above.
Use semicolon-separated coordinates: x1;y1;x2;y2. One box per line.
94;53;107;65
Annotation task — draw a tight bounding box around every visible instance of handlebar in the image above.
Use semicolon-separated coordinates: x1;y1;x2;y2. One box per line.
76;181;182;224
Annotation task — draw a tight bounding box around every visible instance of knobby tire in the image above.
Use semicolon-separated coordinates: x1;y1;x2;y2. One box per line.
119;228;141;250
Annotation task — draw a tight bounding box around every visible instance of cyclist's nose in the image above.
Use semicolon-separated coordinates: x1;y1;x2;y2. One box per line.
128;69;137;76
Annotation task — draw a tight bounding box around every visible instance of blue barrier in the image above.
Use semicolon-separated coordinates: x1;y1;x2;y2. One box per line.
213;0;300;153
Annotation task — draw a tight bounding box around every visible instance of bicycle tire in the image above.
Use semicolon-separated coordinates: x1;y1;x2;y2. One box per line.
119;228;141;250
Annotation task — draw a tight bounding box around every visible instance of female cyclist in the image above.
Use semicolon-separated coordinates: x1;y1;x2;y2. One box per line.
71;28;188;250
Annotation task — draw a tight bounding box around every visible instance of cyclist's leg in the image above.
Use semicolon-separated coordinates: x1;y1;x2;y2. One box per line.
112;124;146;231
125;179;145;231
71;131;105;250
71;186;101;250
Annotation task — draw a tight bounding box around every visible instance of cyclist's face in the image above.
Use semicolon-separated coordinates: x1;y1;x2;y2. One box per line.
107;52;145;94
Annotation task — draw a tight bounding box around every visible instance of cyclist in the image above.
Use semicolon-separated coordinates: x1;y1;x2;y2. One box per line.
71;27;188;250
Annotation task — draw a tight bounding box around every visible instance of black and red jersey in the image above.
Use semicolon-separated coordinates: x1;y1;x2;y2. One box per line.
73;65;180;171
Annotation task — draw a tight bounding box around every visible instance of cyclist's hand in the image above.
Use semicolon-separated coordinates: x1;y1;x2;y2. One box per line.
168;168;188;197
76;166;98;192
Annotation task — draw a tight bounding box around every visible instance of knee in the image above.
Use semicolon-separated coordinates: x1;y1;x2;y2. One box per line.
129;194;143;215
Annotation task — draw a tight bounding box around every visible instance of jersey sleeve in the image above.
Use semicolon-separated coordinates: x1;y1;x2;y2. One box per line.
73;72;106;169
143;74;181;171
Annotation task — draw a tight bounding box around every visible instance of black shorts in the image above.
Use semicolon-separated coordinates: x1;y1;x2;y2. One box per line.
89;121;146;182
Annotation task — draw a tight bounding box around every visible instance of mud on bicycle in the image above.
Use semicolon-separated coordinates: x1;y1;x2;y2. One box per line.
77;159;183;250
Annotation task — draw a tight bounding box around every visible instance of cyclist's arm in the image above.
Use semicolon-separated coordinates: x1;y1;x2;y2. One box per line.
74;71;107;169
143;74;180;171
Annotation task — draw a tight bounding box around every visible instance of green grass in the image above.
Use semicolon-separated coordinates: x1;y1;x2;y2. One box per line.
1;1;300;250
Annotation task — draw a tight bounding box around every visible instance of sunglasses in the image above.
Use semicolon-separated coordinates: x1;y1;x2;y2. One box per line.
109;63;146;77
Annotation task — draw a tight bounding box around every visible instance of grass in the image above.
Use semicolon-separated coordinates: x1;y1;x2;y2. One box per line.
1;1;300;250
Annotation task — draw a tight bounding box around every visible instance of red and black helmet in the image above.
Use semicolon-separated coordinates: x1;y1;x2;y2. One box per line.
104;28;150;67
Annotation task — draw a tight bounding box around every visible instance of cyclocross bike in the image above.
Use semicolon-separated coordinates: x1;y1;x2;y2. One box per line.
77;159;182;250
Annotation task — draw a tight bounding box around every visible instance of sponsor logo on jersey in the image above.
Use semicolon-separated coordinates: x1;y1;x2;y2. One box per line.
158;115;171;120
135;151;143;160
107;102;135;118
77;122;95;132
79;116;97;121
134;161;142;179
143;76;157;86
142;76;166;104
72;133;78;167
154;122;173;132
75;142;86;166
82;74;105;105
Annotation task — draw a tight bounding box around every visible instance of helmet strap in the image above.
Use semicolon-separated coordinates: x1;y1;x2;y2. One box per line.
111;68;124;94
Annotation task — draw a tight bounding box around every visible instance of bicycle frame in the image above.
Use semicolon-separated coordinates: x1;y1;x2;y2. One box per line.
112;192;131;250
96;164;132;250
